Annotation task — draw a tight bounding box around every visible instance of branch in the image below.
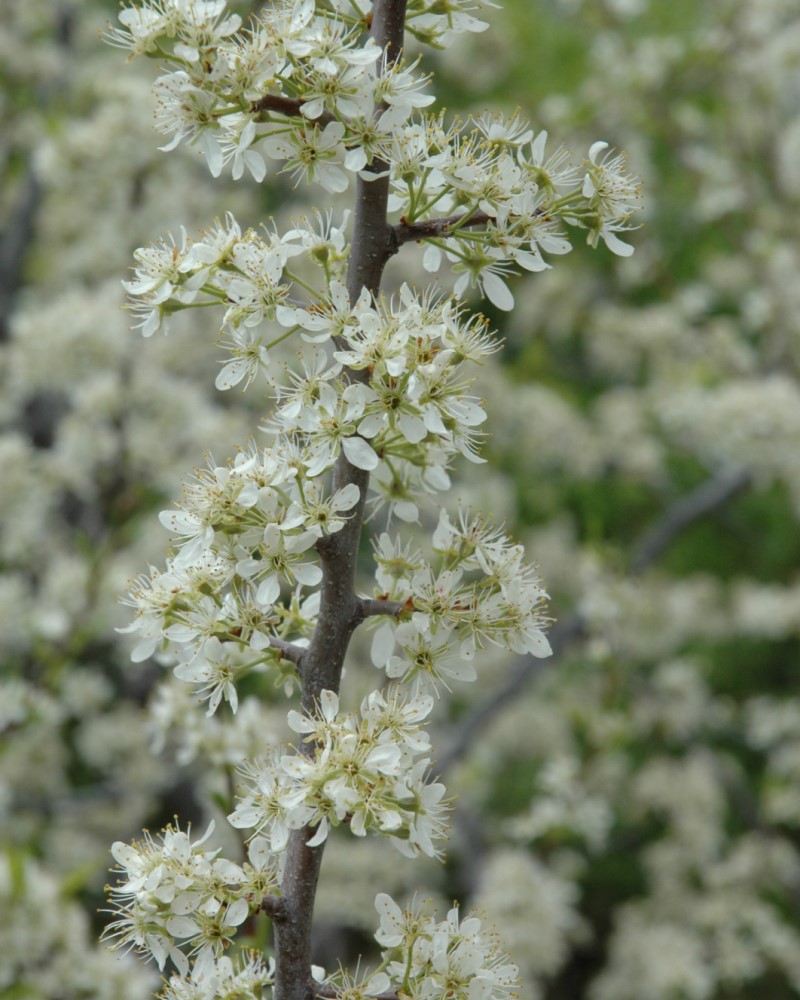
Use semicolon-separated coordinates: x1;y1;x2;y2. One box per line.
355;596;409;621
438;465;752;774
273;5;408;1000
268;636;307;666
392;209;492;246
250;93;337;128
0;166;42;342
437;614;585;776
261;894;289;922
630;465;751;573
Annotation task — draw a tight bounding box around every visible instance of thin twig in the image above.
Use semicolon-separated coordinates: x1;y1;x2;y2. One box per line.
251;93;337;128
356;596;409;620
268;636;307;665
392;209;492;246
630;466;751;573
273;4;408;998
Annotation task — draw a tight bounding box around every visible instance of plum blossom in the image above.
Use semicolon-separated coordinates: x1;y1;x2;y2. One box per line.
100;0;645;994
103;822;279;977
229;688;446;856
582;140;642;255
372;893;520;1000
262;121;349;194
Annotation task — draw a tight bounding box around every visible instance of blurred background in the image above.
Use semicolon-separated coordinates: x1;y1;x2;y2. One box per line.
3;0;800;997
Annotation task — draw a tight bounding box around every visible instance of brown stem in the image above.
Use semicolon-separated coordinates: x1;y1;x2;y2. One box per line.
262;894;289;921
271;4;408;999
392;209;492;246
268;636;307;665
0;166;41;342
355;596;409;621
251;93;337;128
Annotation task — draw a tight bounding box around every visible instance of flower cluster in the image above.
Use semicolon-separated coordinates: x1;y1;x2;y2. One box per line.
229;687;448;857
118;235;538;712
122;213;305;342
102;0;471;184
117;438;355;707
160;951;275;1000
108;0;640;311
280;282;498;497
121;207;502;505
370;509;552;694
402;114;640;307
316;892;519;1000
102;821;280;977
361;892;519;1000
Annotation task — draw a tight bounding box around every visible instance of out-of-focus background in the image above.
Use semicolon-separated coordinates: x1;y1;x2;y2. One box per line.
4;1;800;997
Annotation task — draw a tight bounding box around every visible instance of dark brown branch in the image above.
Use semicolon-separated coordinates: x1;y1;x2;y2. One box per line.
367;0;408;61
392;209;492;246
272;4;408;1000
261;894;289;922
355;596;408;621
268;636;307;665
438;465;753;775
250;93;337;128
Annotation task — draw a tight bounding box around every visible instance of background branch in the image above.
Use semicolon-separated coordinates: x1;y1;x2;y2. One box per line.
438;464;753;775
0;165;41;343
630;465;751;573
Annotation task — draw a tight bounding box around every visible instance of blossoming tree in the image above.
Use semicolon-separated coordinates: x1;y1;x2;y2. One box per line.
99;1;640;998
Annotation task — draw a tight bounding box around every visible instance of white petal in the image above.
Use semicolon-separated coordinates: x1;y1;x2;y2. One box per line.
294;562;323;586
215;358;249;390
245;150;267;182
204;141;224;178
306;819;329;847
165;915;199;939
333;482;360;510
422;244;442;272
531;130;548;163
249;837;272;871
603;229;635;257
110;842;140;868
482;270;515;311
397;412;427;443
588;140;609;162
342;435;379;470
527;630;553;657
319;689;339;721
224;897;250;927
256;576;281;606
370;620;396;667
